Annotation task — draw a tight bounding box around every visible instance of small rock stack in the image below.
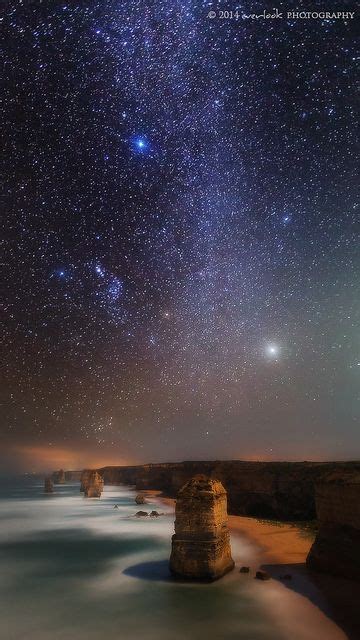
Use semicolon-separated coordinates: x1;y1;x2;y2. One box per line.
53;468;66;484
84;471;104;498
169;474;234;581
44;477;54;493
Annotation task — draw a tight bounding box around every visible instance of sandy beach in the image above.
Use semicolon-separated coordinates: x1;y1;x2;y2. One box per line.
152;491;313;565
228;514;313;564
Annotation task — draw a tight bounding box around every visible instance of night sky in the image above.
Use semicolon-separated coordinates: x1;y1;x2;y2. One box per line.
2;1;359;472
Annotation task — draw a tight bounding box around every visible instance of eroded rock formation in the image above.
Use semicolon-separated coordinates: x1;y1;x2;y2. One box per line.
135;494;146;504
80;469;93;492
307;470;360;580
53;468;66;484
44;477;54;493
84;470;104;498
169;475;234;581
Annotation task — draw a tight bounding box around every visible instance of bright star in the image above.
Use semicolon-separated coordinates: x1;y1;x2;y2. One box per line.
131;135;149;154
95;265;105;277
266;344;279;358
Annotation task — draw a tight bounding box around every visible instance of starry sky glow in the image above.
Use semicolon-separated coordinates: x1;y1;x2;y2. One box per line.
2;1;359;471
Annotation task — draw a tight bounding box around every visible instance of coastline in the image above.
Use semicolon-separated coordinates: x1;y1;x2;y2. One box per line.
147;490;313;565
147;489;359;640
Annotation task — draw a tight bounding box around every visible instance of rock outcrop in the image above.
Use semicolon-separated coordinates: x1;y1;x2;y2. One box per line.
53;468;66;484
135;494;146;504
256;570;271;581
80;469;93;492
307;470;360;580
169;475;234;581
84;471;104;498
44;477;54;493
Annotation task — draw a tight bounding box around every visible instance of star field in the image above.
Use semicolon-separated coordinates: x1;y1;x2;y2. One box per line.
2;1;359;468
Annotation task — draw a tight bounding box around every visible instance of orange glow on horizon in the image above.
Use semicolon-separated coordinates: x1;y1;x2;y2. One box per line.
7;444;136;473
2;440;339;474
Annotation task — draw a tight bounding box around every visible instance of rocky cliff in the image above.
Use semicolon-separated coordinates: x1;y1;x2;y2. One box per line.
169;475;234;580
64;470;82;481
307;470;360;580
95;460;360;521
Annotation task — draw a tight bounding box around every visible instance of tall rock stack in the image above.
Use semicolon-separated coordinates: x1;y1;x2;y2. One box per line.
44;477;54;493
80;469;92;493
169;475;234;581
307;470;360;580
84;471;104;498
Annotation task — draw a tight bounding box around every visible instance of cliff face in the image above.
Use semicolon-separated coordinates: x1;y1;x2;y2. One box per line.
96;461;360;521
100;465;139;486
307;471;360;580
169;475;234;580
64;470;82;481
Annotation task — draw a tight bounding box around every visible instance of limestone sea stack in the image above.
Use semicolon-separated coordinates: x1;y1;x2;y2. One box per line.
44;477;54;493
307;470;360;580
169;475;234;581
84;471;104;498
80;469;92;493
53;468;66;484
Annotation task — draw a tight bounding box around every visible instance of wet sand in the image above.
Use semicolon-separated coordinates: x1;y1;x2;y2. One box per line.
148;490;359;640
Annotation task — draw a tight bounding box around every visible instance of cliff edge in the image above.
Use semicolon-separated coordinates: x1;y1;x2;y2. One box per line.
307;470;360;580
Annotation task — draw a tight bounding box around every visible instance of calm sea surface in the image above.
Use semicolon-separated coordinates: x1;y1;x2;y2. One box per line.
0;480;338;640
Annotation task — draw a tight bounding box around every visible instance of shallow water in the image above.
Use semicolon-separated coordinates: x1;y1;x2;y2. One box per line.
0;481;344;640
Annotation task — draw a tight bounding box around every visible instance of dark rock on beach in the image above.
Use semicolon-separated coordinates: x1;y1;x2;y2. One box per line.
255;570;271;581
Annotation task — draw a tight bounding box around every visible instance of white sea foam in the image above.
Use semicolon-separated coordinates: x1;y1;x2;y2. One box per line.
0;482;346;640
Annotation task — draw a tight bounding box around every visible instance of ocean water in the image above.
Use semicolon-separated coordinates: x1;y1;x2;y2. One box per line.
0;481;343;640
